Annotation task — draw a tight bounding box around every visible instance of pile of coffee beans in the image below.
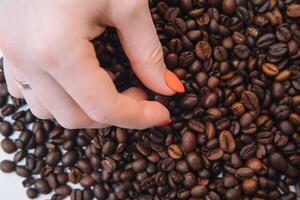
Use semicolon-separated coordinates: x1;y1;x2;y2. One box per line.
1;0;300;199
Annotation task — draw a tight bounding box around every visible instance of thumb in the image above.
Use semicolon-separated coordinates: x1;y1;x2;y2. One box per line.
113;1;185;95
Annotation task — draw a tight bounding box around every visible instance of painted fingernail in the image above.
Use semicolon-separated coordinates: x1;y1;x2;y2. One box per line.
164;69;185;93
158;118;172;127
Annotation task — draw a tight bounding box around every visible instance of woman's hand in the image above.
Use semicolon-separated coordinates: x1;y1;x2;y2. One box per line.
0;0;184;129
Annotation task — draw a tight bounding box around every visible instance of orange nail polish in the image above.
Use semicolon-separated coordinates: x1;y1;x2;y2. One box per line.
164;69;185;93
158;118;172;127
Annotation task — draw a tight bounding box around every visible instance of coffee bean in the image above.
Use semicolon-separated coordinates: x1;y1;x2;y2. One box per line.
181;131;196;153
0;160;16;173
46;151;61;166
179;94;198;110
191;185;208;197
132;159;147;173
240;144;257;160
286;4;300;17
262;63;279;77
245;158;264;173
213;46;228;61
235;167;254;180
0;121;13;137
207;148;224;161
223;175;238;188
234;44;250;59
222;0;236;15
242;179;258;194
34;178;51;194
195;41;212;60
26;188;38;199
186;152;202;171
62;150;79;167
101;157;116;173
269;152;288;172
202;92;218;108
79;175;95;188
168;144;183;160
55;185;72;197
219;130;236;153
1;138;17;154
231;102;245;116
257;33;275;48
241;91;260;110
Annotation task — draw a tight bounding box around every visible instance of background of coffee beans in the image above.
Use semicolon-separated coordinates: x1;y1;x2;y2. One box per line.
1;0;300;199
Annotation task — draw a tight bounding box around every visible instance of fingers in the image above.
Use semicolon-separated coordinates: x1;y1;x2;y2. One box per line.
114;1;184;95
2;58;23;99
5;60;53;120
18;67;109;129
49;41;171;129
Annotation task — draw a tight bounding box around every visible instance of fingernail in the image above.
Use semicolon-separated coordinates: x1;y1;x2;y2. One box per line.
158;118;172;127
164;69;185;93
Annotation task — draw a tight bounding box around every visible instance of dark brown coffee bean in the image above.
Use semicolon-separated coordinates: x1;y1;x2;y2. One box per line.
34;178;51;194
219;130;236;153
132;159;147;173
222;0;236;15
168;144;183;160
240;144;257;160
1;138;17;154
213;46;228;61
225;186;241;200
234;44;250;59
179;94;198;110
241;91;259;110
202;92;218;108
191;185;208;197
223;175;238;188
186;152;202;171
0;160;16;173
1;104;15;116
55;185;72;197
101;157;117;173
256;33;275;48
231;102;245;116
62;150;79;167
269;152;288;172
235;167;254;180
0;121;13;137
45;151;61;166
195;41;212;60
80;175;95;188
181;131;196;153
71;189;82;200
207;148;224;160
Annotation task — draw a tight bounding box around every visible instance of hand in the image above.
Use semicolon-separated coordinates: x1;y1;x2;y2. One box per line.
0;0;184;129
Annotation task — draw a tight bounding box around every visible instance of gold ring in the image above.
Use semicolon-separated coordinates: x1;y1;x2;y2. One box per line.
16;81;32;90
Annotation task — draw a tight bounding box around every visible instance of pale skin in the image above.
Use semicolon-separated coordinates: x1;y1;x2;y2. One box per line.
0;0;183;129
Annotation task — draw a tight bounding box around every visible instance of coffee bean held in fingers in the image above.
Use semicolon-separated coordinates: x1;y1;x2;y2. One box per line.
0;1;300;200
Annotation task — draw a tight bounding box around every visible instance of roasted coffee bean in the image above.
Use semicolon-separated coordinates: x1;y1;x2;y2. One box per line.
269;152;288;172
62;150;79;167
207;148;224;161
46;151;61;166
181;131;196;153
168;144;183;160
34;178;51;194
186;152;202;171
0;121;13;137
240;144;257;160
242;179;258;194
257;33;275;48
0;160;16;173
1;138;17;154
241;91;259;110
235;167;254;180
262;63;279;77
219;130;236;153
195;41;212;60
55;185;72;197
